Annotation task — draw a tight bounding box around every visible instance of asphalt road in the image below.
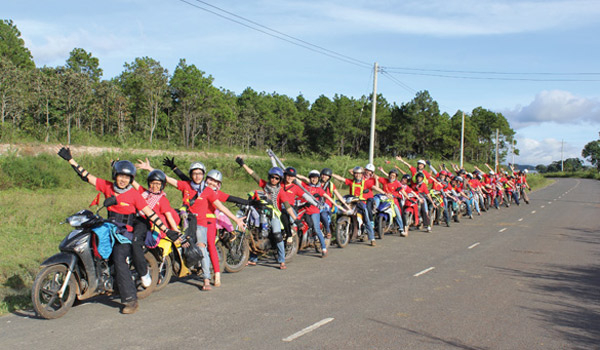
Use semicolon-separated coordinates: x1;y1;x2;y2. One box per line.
2;178;599;350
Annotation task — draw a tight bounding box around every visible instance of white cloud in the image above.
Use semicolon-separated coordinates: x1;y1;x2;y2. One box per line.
504;90;600;128
515;137;582;166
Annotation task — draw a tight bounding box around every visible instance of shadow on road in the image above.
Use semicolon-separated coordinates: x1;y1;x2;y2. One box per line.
491;263;600;350
367;318;490;350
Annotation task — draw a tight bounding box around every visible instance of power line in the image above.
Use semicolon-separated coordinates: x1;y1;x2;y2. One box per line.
380;70;417;95
382;70;600;82
381;65;600;76
178;0;372;70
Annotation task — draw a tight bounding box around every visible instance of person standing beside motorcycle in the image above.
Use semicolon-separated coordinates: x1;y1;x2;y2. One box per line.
56;147;180;314
331;167;377;246
412;172;436;232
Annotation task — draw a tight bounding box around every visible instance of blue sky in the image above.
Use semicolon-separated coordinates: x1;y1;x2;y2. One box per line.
6;0;600;165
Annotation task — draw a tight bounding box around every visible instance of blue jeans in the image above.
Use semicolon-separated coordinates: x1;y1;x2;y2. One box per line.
442;197;450;223
392;201;404;228
472;193;481;214
250;216;285;263
357;201;374;240
319;204;332;234
309;213;326;250
196;225;211;280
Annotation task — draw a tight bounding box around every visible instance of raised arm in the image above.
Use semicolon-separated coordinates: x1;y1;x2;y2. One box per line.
163;157;191;182
236;156;262;185
57;146;98;186
395;155;411;168
136;158;178;187
331;173;346;183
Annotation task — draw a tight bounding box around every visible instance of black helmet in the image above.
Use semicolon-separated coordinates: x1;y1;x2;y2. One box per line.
401;174;411;181
112;160;136;184
320;168;333;177
284;167;297;177
389;169;399;177
147;169;167;191
182;244;203;268
415;172;425;179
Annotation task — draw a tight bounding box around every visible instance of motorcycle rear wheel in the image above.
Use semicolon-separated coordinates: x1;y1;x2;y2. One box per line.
376;216;384;239
284;234;298;261
133;251;159;299
32;264;77;319
154;254;172;292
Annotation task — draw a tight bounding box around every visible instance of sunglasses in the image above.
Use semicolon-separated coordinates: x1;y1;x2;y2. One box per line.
269;175;281;180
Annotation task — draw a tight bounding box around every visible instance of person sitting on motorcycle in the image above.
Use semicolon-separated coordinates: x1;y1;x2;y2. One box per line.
331;167;378;246
136;159;245;290
236;158;307;269
162;156;207;196
376;167;408;236
362;163;378;229
465;173;482;216
395;156;433;184
297;169;349;246
411;172;436;232
399;174;420;233
437;170;456;227
56;147;181;314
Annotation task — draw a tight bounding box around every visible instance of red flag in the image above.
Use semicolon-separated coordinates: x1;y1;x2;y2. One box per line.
89;192;101;207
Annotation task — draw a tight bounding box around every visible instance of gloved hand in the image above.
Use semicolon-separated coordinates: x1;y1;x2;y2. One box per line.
426;160;431;166
235;156;244;167
528;188;532;192
163;156;177;170
294;219;302;227
166;229;181;241
57;147;72;161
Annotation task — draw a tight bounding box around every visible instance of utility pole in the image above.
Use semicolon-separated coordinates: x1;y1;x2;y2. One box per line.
494;128;500;172
368;62;378;164
511;139;515;166
460;111;465;168
561;139;564;172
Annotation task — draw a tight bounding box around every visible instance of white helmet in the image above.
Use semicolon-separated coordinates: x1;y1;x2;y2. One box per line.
189;162;206;177
489;170;495;175
206;169;222;183
308;169;320;178
365;163;375;172
524;169;529;174
417;159;426;166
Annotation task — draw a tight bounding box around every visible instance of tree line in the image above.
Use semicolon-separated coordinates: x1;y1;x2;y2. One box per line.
1;20;517;162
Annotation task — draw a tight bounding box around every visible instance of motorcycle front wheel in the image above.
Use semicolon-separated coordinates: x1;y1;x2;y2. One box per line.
132;251;159;299
376;216;384;240
335;218;350;248
220;232;250;273
32;264;77;319
154;254;172;292
284;234;298;261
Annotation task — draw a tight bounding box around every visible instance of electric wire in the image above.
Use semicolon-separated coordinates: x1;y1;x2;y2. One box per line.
178;0;372;70
382;70;600;82
381;66;600;76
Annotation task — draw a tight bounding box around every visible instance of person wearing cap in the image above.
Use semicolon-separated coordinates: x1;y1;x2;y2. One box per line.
377;167;409;236
331;167;378;246
57;147;181;314
395;156;433;185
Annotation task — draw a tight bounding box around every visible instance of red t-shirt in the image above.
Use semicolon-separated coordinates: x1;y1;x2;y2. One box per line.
281;182;305;206
188;187;218;225
344;178;374;200
137;187;178;229
205;190;230;225
411;182;429;196
378;178;401;197
301;183;325;215
95;178;148;231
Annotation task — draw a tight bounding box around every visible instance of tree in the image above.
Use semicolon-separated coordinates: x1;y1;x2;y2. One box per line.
119;57;169;145
66;48;103;82
582;138;600;171
0;20;35;69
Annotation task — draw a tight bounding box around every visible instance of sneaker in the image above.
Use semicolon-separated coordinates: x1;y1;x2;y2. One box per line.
400;227;407;237
140;272;152;288
469;214;473;219
121;300;138;314
322;249;328;258
370;240;376;246
426;226;432;232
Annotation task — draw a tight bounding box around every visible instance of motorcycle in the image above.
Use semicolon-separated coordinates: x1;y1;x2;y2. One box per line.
237;191;298;262
296;205;329;254
374;194;398;238
428;190;444;225
334;195;370;248
31;198;158;319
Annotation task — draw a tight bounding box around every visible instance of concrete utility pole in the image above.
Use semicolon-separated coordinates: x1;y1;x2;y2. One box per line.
460;111;465;168
512;139;515;166
494;128;500;172
561;139;564;172
368;62;378;165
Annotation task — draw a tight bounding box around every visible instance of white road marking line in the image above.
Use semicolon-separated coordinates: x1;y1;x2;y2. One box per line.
548;201;552;204
518;218;523;222
499;228;507;232
541;205;545;208
282;318;335;342
414;267;435;277
531;210;536;214
468;242;480;249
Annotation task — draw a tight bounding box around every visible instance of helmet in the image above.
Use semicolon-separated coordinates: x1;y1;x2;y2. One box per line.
466;173;473;179
189;162;206;177
320;168;333;177
401;174;411;181
308;169;320;178
365;163;375;172
455;176;463;182
206;169;223;183
417;159;426;166
415;172;425;179
268;167;284;178
352;166;364;174
147;169;167;191
284;167;297;177
112;160;136;183
389;169;399;177
489;170;495;175
524;169;529;174
458;169;466;175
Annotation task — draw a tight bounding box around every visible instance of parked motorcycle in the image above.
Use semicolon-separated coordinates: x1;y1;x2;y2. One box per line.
374;194;398;238
334;195;370;248
31;198;158;319
296;206;329;254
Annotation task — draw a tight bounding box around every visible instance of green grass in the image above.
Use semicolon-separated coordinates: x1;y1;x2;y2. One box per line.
0;149;540;315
